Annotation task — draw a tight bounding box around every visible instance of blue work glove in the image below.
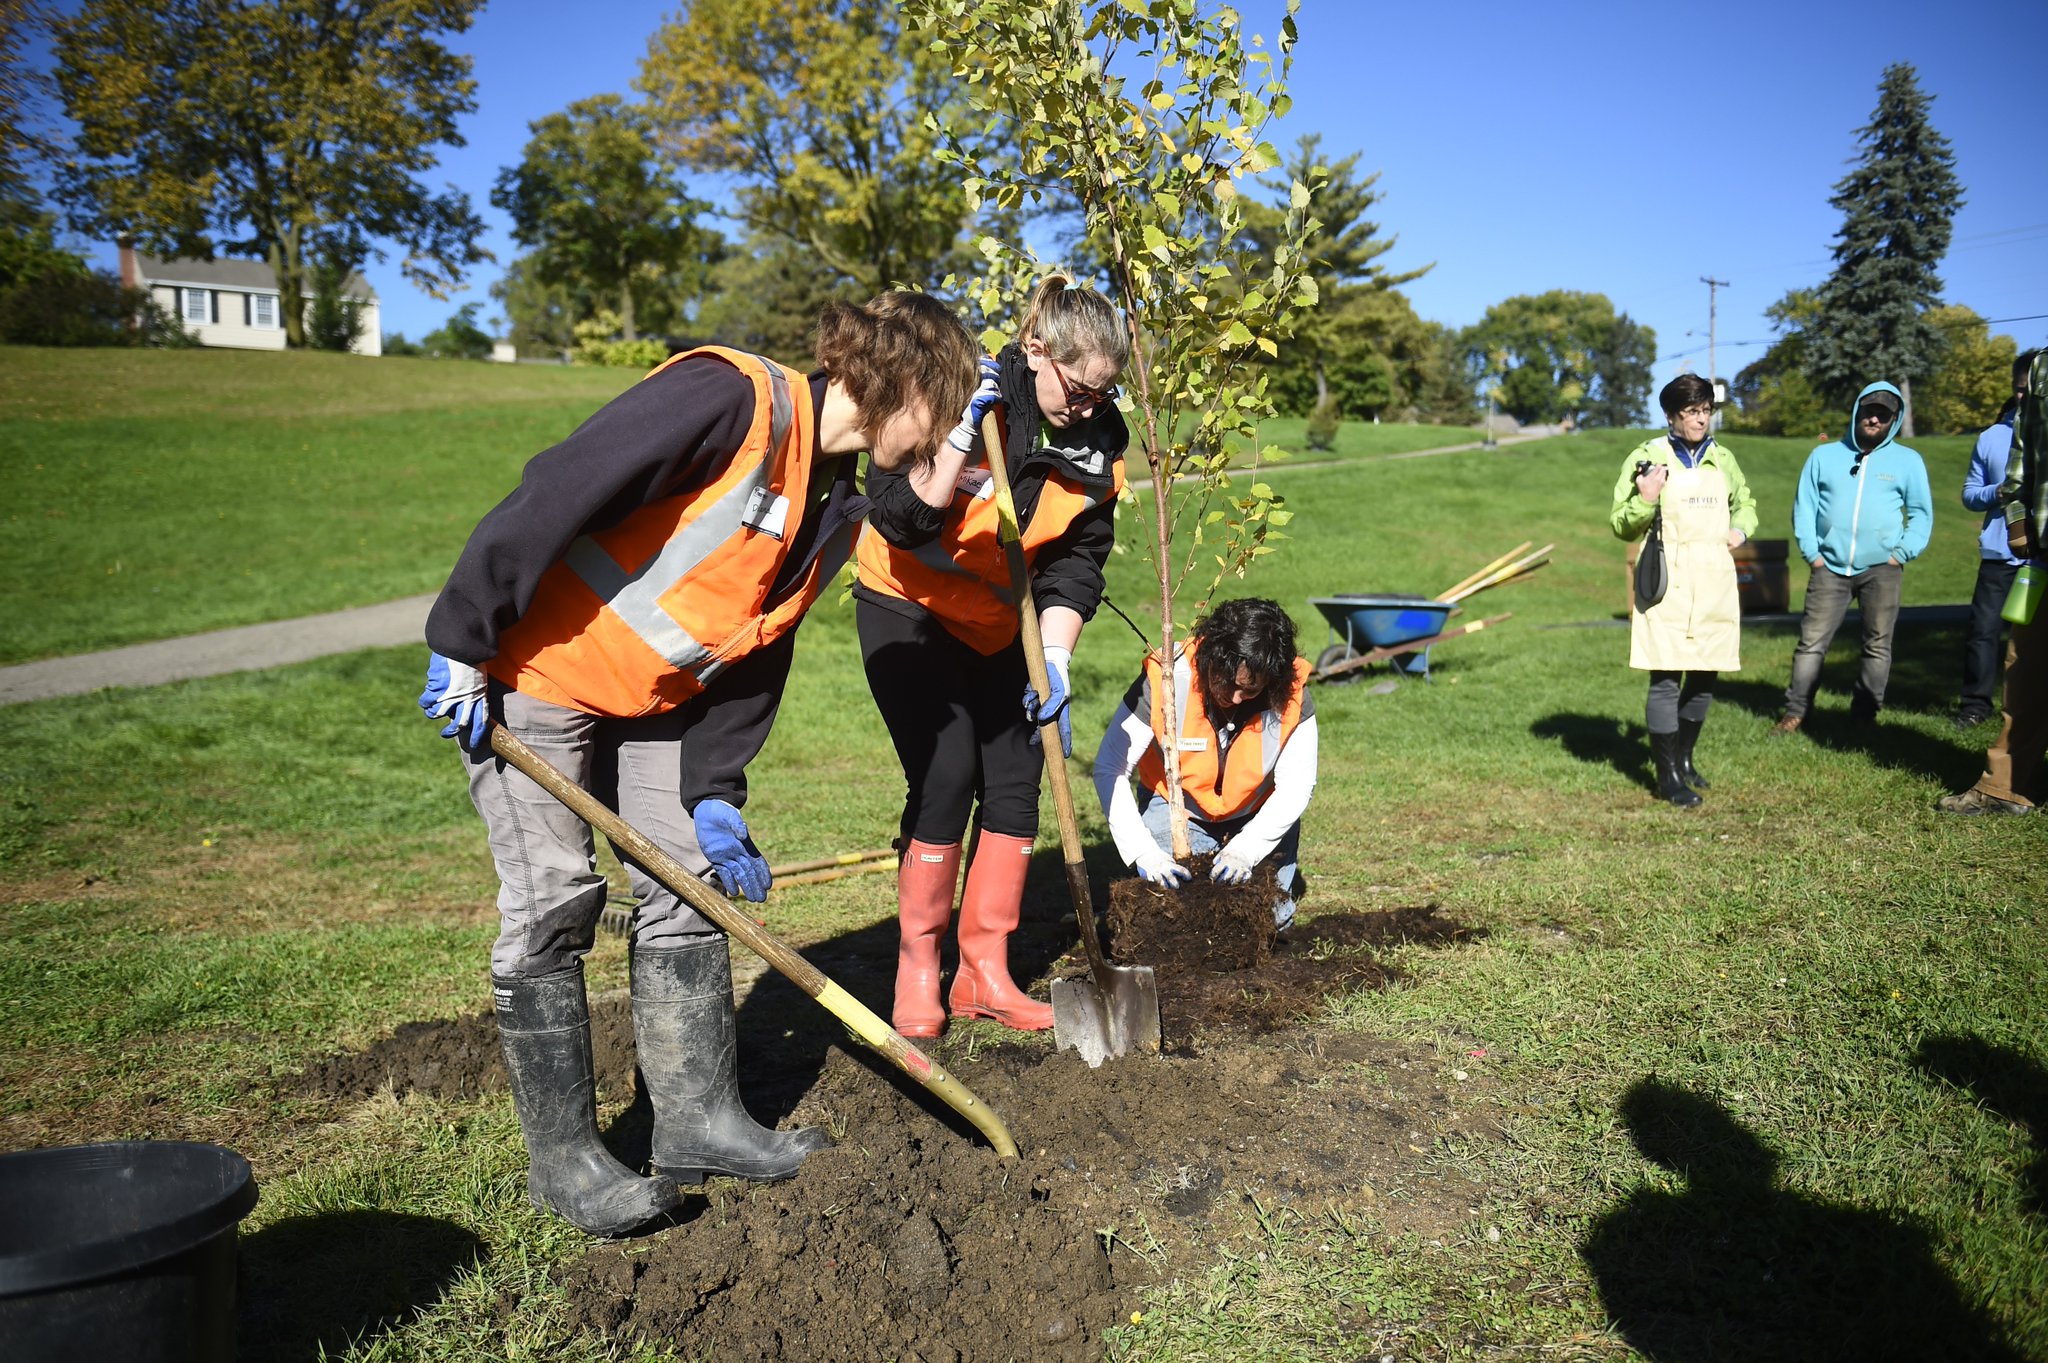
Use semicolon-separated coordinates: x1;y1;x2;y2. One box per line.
1210;847;1255;886
944;356;1004;455
1134;846;1191;890
1023;644;1073;757
418;652;489;749
694;799;771;903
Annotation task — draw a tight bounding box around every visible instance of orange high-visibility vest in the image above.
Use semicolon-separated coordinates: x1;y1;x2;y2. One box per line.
1135;646;1313;820
486;347;841;718
854;420;1124;655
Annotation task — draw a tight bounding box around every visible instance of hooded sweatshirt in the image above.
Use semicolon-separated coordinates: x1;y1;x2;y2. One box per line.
1791;380;1934;574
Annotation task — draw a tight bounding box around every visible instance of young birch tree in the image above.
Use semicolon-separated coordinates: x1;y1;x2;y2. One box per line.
907;0;1320;857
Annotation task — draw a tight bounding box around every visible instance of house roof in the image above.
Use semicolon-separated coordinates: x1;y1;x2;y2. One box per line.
135;252;377;301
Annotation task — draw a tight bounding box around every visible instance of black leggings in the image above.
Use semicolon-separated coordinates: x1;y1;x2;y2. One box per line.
1647;670;1715;734
857;597;1044;845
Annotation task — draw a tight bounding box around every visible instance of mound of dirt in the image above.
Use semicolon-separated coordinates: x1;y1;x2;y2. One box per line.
296;904;1491;1362
554;1026;1501;1363
1106;854;1280;974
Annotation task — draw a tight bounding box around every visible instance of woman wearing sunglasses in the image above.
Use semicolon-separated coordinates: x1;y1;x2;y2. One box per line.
853;275;1131;1038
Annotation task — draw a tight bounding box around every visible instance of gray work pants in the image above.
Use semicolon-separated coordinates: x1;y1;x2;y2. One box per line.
466;685;721;977
1783;562;1904;718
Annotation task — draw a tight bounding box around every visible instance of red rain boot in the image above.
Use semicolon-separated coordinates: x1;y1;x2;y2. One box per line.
892;840;959;1039
948;831;1053;1031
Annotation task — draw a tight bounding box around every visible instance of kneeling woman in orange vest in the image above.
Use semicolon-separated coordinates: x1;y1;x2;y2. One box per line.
1092;598;1318;929
416;292;978;1237
854;276;1130;1039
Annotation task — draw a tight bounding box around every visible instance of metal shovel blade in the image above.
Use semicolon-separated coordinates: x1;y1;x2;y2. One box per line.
1052;966;1163;1068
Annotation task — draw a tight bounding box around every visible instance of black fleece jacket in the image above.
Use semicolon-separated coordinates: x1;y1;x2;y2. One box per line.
426;357;879;809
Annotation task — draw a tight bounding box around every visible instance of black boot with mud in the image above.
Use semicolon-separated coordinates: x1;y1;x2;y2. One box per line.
632;938;831;1184
493;966;680;1237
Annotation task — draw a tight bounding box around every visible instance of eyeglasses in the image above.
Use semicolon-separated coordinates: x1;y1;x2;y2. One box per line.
1675;404;1714;419
1049;359;1117;412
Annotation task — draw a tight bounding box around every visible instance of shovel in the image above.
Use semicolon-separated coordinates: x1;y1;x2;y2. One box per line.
979;413;1162;1068
484;724;1019;1158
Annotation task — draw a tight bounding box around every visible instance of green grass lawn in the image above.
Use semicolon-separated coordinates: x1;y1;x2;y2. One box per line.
0;347;638;664
0;370;2040;1360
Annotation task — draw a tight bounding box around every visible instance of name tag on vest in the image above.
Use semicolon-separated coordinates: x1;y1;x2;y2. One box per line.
742;487;790;540
1178;736;1208;752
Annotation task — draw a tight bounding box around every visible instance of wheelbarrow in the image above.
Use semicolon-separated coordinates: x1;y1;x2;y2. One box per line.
1308;594;1456;680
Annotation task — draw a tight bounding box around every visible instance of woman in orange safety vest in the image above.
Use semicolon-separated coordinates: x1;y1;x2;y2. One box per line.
854;276;1130;1039
1092;597;1319;930
417;291;978;1237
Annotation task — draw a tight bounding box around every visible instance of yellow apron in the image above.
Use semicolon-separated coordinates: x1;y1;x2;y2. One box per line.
1630;459;1741;671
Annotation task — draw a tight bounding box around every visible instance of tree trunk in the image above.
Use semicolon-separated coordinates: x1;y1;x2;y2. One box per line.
1314;358;1328;412
1899;375;1915;438
273;229;306;349
619;282;637;342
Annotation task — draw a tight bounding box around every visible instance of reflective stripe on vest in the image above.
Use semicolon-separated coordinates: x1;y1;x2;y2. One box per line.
1136;648;1310;820
854;450;1123;654
485;346;823;718
560;357;795;682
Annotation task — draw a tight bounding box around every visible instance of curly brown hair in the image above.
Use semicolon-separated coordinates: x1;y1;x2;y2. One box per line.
814;291;978;469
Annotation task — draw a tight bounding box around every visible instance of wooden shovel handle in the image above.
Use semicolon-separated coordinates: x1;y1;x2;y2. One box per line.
485;724;1018;1158
978;413;1118;997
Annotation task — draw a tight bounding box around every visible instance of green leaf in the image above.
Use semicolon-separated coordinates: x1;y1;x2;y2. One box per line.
1222;320;1254;347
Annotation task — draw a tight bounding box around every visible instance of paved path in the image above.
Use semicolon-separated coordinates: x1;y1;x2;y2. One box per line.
0;594;437;705
0;430;1553;706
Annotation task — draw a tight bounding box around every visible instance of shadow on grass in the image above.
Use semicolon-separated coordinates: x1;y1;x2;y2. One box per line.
239;1210;485;1363
1582;1078;2025;1363
1916;1033;2048;1218
1529;712;1651;792
1710;676;1982;790
722;832;1118;1134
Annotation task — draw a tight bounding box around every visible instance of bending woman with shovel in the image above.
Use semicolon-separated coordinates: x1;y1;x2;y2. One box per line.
854;276;1130;1039
418;292;978;1236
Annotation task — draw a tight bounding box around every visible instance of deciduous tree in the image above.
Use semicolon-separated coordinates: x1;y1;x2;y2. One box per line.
50;0;490;348
637;0;977;295
491;95;722;344
1245;135;1429;416
1914;305;2017;435
909;0;1319;853
1460;290;1653;427
1803;62;1962;433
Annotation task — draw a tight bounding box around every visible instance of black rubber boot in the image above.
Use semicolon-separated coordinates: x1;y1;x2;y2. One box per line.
1675;718;1711;790
633;938;832;1183
493;966;680;1236
1650;731;1703;808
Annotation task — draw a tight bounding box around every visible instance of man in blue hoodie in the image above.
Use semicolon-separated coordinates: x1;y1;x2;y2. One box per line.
1953;350;2036;729
1772;382;1934;734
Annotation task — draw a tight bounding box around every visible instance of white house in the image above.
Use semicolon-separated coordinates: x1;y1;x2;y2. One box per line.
119;240;382;356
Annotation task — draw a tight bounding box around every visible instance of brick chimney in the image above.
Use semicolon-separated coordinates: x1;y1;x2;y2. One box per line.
117;236;142;290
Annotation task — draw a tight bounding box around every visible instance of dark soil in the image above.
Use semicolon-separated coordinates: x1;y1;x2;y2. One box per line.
299;903;1492;1362
1106;852;1280;974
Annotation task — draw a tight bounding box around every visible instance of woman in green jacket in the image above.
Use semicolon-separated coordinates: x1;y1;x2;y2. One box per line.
1610;374;1759;806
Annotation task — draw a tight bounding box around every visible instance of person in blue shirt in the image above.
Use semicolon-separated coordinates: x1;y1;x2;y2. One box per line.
1772;382;1934;734
1954;350;2037;729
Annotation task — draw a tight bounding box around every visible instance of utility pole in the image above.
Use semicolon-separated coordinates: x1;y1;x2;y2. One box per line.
1699;276;1729;421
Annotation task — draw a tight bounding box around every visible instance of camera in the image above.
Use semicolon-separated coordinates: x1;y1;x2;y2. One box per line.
1634;460;1657;479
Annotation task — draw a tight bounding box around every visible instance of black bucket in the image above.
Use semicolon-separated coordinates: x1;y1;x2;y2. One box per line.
0;1141;259;1363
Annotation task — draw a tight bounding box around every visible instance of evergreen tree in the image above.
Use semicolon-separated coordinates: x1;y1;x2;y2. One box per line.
1804;63;1962;435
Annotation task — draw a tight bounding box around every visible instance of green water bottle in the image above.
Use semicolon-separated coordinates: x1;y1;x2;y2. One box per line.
2004;562;2042;626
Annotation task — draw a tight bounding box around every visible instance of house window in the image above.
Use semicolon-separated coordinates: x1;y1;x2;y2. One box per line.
181;288;214;325
250;293;277;329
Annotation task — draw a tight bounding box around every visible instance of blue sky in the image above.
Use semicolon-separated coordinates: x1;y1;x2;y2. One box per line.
75;0;2048;404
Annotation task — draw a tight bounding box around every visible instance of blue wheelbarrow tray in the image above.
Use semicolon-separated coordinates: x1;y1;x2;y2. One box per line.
1308;595;1456;678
